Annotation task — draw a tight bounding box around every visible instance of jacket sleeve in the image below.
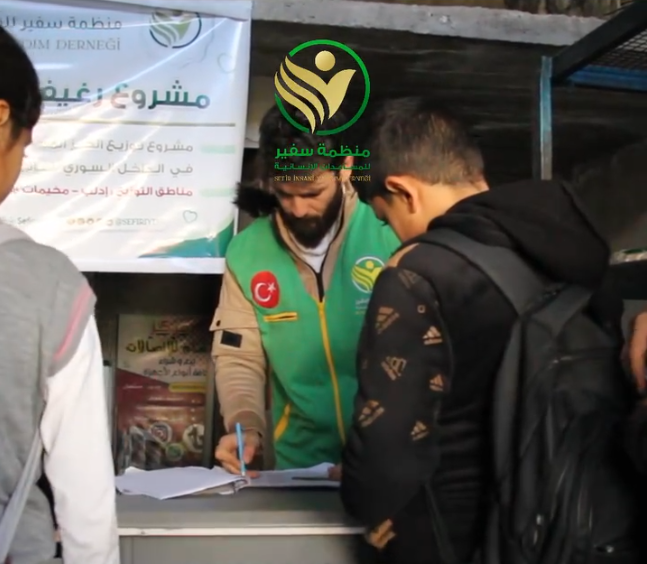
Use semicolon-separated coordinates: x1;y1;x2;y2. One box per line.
41;317;119;564
625;398;647;474
341;263;453;529
211;266;268;435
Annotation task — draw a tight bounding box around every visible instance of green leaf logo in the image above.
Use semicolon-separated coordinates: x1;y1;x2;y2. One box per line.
149;10;199;48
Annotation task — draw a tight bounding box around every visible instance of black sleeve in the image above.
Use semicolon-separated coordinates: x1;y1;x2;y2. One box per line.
340;266;453;529
608;261;647;300
625;400;647;474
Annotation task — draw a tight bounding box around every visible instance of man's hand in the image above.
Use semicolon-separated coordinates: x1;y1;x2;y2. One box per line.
366;519;396;550
627;311;647;391
328;464;342;481
215;430;261;477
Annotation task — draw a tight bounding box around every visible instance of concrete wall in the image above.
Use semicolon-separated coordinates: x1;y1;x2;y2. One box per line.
573;138;647;252
346;0;622;17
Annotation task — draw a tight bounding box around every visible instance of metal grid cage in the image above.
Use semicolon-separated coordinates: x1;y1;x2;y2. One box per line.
593;29;647;71
533;0;647;180
551;0;647;91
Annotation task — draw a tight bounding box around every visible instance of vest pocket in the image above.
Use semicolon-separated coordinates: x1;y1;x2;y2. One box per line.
273;402;292;441
263;312;299;323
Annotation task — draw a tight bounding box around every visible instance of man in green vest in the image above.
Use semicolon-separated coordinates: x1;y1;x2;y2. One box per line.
212;105;398;472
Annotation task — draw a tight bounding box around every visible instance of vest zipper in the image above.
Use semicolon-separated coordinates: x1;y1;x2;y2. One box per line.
317;302;346;443
300;251;346;444
301;254;326;307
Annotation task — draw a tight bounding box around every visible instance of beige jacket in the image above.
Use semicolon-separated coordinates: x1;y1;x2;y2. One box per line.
211;191;360;437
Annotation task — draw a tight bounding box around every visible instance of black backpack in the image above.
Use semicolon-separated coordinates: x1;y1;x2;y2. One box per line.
424;229;643;564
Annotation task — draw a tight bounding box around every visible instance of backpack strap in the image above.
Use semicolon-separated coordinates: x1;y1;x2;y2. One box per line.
534;285;593;338
414;228;545;564
421;229;545;314
0;225;44;563
0;432;43;563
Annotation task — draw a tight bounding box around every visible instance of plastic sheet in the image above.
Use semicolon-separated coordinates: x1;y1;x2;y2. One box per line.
0;0;251;273
611;248;647;264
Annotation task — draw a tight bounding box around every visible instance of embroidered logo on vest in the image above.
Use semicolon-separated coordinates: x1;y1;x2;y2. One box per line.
251;271;280;308
351;256;385;293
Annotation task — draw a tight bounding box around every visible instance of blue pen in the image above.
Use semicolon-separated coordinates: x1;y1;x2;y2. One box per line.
235;422;246;476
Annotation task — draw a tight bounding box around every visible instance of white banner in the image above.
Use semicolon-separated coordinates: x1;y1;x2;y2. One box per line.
0;0;251;273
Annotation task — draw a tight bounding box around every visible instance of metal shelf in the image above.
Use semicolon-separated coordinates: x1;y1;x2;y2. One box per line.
533;0;647;180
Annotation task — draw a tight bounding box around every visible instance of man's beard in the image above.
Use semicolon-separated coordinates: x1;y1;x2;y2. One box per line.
279;184;344;249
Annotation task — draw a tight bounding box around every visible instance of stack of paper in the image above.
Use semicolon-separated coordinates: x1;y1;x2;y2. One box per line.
252;463;337;488
115;462;339;499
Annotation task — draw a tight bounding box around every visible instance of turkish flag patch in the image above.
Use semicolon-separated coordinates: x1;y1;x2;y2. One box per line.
251;271;280;309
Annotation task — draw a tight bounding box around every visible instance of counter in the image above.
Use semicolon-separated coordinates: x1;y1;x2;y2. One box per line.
117;489;375;564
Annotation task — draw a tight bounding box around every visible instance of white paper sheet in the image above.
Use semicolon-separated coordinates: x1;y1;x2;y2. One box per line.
249;462;340;489
115;466;246;499
114;462;340;499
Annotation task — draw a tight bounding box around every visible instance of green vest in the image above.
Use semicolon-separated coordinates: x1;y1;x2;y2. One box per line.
226;202;399;469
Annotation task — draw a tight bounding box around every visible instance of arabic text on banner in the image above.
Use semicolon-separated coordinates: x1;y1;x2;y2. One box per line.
0;2;251;273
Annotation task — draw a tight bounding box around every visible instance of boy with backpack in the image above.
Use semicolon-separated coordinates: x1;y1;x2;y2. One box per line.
340;97;643;564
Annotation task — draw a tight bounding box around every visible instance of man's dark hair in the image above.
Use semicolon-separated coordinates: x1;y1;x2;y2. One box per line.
0;26;41;139
257;105;348;184
357;97;484;202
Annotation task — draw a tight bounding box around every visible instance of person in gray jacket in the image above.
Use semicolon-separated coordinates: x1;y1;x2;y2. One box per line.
0;27;119;563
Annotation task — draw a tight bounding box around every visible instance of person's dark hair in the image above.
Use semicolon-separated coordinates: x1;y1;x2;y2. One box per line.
356;97;484;202
257;104;348;184
0;26;42;139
